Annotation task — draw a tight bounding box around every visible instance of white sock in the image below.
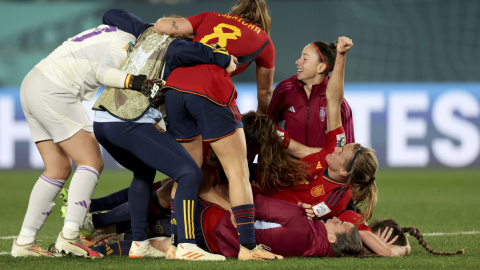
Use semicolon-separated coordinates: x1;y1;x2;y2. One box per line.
17;175;66;245
63;165;99;238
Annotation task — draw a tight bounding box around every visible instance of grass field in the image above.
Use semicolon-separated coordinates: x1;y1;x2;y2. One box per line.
1;168;479;269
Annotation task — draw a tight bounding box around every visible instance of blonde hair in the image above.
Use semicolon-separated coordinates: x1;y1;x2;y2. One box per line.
344;144;378;224
229;0;272;35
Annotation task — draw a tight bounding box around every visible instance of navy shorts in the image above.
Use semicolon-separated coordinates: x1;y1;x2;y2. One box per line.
165;90;243;141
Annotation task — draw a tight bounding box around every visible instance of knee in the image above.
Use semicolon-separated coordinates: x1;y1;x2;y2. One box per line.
176;164;203;187
78;157;104;174
44;162;72;180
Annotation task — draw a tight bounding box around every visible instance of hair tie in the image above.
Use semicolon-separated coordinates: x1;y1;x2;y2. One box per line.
349;146;363;171
311;43;331;72
367;176;375;185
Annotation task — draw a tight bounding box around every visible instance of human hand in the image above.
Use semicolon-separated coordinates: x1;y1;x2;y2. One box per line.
376;226;399;245
141;79;166;108
336;36;353;55
226;56;238;74
298;202;315;220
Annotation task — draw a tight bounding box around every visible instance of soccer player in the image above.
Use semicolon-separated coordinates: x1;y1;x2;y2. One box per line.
12;21;149;258
268;40;355;147
154;0;280;260
258;37;379;227
92;9;234;260
87;195;363;258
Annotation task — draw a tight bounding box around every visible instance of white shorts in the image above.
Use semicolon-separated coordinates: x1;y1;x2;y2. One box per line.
20;68;93;143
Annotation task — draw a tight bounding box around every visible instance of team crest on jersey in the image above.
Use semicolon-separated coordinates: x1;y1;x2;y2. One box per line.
154;221;164;235
319;107;326;122
311;185;325;197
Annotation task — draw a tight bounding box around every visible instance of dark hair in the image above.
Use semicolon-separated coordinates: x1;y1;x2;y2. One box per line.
230;0;272;35
330;226;363;257
242;111;309;190
311;41;338;73
370;218;465;256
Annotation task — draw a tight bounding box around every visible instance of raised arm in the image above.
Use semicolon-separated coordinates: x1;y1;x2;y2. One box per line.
285;138;321;159
154;17;193;35
168;40;233;70
103;9;152;38
325;36;353;132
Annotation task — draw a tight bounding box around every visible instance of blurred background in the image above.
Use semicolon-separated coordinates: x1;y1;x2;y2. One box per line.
0;0;479;169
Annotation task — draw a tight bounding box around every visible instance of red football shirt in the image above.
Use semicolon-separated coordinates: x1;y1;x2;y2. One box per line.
338;210;372;232
263;126;351;219
164;12;275;106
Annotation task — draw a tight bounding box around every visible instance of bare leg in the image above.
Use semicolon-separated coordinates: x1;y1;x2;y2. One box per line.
16;140;71;246
209;128;251;207
57;130;103;238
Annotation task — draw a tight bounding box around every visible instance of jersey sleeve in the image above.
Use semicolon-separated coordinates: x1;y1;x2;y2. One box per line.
102;9;152;38
254;37;275;68
186;12;209;33
168;39;231;70
300;126;345;172
267;79;290;123
337;210;372;232
253;194;306;225
95;31;135;88
341;98;355;143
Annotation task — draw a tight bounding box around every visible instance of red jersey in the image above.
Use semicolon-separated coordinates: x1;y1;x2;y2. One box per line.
197;195;334;258
337;210;372;232
164;12;275;106
268;74;355;147
263;126;351;219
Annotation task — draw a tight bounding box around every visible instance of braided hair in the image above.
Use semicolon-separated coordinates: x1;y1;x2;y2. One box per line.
370;218;465;256
404;226;464;255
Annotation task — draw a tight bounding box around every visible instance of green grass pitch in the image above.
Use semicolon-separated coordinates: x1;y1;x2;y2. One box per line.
1;168;479;269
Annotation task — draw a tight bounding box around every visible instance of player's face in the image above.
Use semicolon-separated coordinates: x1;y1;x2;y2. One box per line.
326;143;356;173
295;44;323;84
324;216;355;235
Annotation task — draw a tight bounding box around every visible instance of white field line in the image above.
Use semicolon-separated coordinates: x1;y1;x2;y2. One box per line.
422;231;480;236
1;236;57;240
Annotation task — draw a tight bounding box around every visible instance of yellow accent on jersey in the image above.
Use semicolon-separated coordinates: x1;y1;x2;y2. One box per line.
200;23;241;47
316;161;323;169
294;179;310;185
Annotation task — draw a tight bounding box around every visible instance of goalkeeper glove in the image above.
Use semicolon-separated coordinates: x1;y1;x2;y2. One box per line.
128;75;166;108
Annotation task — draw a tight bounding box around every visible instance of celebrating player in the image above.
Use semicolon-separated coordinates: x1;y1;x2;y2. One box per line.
154;0;281;260
12;22;146;258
